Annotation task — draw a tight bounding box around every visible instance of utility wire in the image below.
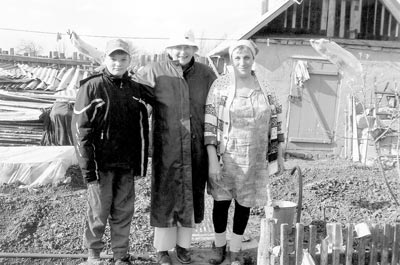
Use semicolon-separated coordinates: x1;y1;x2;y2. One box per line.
0;27;228;41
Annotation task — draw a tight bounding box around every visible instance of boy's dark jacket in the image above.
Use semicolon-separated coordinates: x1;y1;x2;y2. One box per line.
71;69;153;182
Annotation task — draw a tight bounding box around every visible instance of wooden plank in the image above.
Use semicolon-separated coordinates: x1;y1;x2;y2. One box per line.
280;224;289;265
257;218;275;265
295;223;304;265
257;218;268;265
345;223;354;265
332;223;342;265
370;224;378;265
284;10;288;28
347;96;352;159
307;0;311;29
352;96;360;162
320;238;329;265
327;0;337;37
358;236;366;265
321;0;329;32
380;4;386;36
288;137;332;144
300;0;305;28
381;224;391;265
340;0;347;38
350;0;363;38
391;223;400;265
309;225;317;260
373;0;378;36
292;3;297;29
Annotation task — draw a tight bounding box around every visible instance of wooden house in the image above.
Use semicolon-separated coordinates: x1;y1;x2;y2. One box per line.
209;0;400;158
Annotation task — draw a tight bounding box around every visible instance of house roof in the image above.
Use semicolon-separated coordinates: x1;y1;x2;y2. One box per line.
381;0;400;23
208;0;295;56
208;0;400;57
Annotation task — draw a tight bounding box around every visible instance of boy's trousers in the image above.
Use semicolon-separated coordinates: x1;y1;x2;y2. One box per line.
84;169;135;260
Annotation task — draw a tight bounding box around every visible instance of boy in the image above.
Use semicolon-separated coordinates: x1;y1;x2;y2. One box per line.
72;39;152;265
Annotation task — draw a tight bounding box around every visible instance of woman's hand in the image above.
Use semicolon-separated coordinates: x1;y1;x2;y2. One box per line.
277;143;285;175
206;145;223;182
209;158;223;182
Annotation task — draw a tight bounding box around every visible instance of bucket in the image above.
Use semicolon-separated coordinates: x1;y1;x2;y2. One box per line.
265;200;297;240
264;166;303;241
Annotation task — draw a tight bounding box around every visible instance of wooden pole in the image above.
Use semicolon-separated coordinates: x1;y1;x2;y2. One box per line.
257;218;274;265
345;223;354;265
295;223;304;265
280;223;289;265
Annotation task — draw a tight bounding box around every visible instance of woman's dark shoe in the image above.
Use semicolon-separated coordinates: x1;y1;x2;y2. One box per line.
230;251;244;265
157;251;172;265
175;244;191;264
209;242;227;265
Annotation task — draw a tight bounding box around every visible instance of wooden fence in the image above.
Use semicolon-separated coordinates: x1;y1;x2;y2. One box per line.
258;219;400;265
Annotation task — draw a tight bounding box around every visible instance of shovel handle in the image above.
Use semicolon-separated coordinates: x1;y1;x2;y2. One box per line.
290;166;303;223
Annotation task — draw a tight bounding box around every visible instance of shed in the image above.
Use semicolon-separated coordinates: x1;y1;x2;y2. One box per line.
209;0;400;157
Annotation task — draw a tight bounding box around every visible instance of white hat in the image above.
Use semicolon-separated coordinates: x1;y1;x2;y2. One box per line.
165;28;199;50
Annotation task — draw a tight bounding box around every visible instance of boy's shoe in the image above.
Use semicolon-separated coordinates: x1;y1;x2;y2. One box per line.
209;242;227;265
114;254;133;265
157;251;172;265
175;245;191;264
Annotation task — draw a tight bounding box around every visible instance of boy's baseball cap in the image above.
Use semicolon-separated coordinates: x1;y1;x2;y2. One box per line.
105;39;130;56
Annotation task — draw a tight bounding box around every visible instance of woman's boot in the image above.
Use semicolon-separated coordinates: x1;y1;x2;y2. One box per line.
209;242;227;265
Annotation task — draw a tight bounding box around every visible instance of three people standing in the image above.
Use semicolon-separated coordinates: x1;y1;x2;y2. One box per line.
71;33;284;265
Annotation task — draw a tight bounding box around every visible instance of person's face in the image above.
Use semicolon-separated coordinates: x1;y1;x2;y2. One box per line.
168;45;196;66
231;47;255;78
104;51;131;77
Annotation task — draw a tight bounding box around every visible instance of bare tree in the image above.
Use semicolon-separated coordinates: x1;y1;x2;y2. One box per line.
17;40;43;56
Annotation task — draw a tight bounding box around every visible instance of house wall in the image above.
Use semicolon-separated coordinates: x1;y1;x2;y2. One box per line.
254;40;400;156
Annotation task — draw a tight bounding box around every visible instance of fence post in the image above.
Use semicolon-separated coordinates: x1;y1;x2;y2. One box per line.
320;238;329;265
295;223;304;265
332;223;342;265
370;224;378;265
280;223;289;265
381;224;392;265
309;225;317;260
257;218;274;265
346;223;354;265
392;223;400;265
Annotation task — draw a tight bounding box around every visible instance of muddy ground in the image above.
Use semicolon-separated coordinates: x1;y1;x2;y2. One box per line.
0;157;399;265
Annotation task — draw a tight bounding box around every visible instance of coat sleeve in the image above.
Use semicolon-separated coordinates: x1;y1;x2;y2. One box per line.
71;81;103;183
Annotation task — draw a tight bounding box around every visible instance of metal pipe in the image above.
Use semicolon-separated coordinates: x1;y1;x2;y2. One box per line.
0;252;111;259
0;252;153;261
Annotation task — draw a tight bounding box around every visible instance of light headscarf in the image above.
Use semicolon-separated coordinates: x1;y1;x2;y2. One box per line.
228;40;259;59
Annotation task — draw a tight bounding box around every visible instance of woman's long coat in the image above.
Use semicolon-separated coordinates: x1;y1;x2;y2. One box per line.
134;59;216;227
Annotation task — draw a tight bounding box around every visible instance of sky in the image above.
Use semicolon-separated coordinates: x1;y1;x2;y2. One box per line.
0;0;262;56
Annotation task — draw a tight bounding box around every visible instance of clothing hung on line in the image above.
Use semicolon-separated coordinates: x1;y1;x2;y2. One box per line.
209;86;271;208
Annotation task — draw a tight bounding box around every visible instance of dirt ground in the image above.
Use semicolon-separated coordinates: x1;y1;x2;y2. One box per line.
0;157;400;265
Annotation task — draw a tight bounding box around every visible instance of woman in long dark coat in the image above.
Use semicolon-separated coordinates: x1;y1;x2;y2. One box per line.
134;29;217;265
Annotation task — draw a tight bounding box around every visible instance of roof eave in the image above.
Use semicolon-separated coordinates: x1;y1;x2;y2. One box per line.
208;0;295;57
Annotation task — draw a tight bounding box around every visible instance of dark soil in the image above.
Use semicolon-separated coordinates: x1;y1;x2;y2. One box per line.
0;158;399;264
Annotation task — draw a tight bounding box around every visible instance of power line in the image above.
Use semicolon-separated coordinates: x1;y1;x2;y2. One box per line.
0;27;228;41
